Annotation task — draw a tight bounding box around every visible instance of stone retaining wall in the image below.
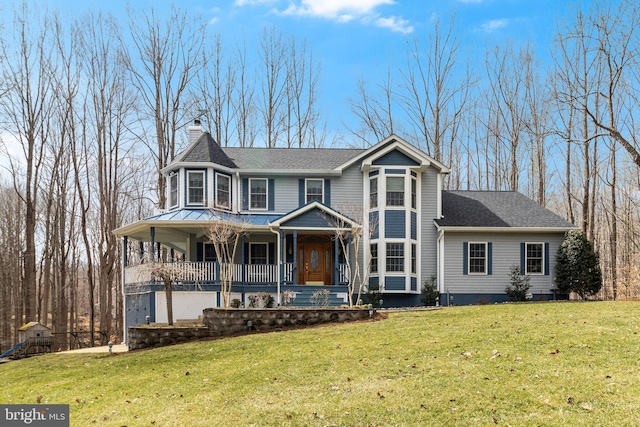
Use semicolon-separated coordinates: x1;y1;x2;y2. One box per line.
202;307;372;336
128;308;374;350
128;325;210;351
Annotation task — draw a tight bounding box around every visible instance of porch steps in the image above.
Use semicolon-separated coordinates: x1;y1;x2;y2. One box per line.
284;290;347;308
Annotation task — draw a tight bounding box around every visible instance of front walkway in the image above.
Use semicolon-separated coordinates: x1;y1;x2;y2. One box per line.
55;344;128;354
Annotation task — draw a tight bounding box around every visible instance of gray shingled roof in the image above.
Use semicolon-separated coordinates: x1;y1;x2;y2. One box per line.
222;147;365;170
436;191;575;229
171;133;237;168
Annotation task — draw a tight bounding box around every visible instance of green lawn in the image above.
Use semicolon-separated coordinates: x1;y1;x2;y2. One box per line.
2;301;640;426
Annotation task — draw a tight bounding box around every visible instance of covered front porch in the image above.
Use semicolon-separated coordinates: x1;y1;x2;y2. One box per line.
116;204;361;308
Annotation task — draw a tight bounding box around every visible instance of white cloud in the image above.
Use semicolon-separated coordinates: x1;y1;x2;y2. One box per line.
480;18;509;32
282;0;395;19
375;16;413;34
234;0;277;6
278;0;412;33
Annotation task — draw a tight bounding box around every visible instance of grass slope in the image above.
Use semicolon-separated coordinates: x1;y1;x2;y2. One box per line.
2;302;640;426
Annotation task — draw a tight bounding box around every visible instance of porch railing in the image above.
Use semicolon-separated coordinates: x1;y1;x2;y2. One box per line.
124;261;350;286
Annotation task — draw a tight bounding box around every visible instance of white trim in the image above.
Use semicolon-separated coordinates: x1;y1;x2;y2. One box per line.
305;178;324;204
467;241;488;275
215;172;231;210
169;173;179;210
186;170;205;206
434;222;577;233
249;178;268;211
524;241;545;275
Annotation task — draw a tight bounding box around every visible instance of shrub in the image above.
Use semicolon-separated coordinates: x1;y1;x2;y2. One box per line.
260;292;274;308
281;290;296;307
505;264;531;302
420;275;439;306
247;295;260;308
555;230;603;299
230;299;242;308
364;284;383;307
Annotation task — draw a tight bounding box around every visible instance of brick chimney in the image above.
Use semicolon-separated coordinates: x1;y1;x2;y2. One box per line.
188;119;203;144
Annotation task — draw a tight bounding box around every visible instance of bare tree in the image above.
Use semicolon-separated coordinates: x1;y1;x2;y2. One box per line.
398;15;472;164
329;204;378;307
258;26;288;148
347;70;397;146
204;212;250;308
0;3;56;323
124;5;207;207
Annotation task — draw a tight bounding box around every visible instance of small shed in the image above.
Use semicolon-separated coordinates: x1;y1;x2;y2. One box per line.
18;322;52;342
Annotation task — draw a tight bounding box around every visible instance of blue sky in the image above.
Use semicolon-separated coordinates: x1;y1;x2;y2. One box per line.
31;0;574;137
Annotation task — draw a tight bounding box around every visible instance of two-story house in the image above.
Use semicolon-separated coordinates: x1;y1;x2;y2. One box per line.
114;123;575;333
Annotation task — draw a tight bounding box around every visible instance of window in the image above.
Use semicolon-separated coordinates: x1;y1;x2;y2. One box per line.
370;243;378;273
204;243;217;262
386;242;404;272
411;243;417;274
411;178;417;209
169;173;178;208
469;243;487;274
187;171;204;205
526;243;544;274
250;178;267;210
216;174;230;209
386;176;404;206
250;243;268;265
370;177;378;208
306;179;323;203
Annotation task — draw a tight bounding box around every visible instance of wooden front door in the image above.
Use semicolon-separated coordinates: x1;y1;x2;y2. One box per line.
298;243;331;285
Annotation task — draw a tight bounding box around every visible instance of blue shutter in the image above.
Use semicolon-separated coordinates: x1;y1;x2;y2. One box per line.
299;179;305;206
243;243;249;264
268;179;275;211
520;243;526;275
463;242;468;275
324;179;331;206
544;243;550;275
242;179;248;210
487;242;493;275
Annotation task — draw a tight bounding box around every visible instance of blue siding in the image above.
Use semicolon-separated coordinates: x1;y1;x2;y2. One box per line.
282;207;334;228
411;211;417;240
385;276;405;291
385;210;406;238
385;168;406;174
369;276;380;289
373;149;420;166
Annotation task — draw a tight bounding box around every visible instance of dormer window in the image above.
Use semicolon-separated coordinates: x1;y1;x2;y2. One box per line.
216;173;230;209
187;171;205;205
169;173;178;209
250;178;267;210
306;179;324;203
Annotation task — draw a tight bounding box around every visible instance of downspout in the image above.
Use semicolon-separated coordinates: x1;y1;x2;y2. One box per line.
436;224;445;306
269;225;282;306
